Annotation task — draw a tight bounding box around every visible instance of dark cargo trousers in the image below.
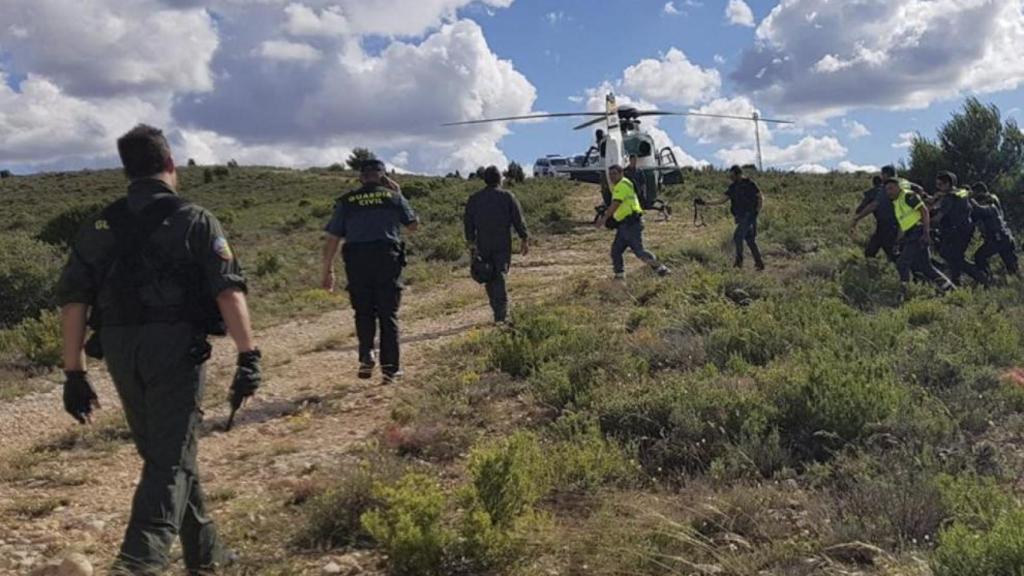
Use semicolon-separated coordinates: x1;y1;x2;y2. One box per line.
938;227;986;285
611;219;657;274
103;323;223;575
733;212;764;268
974;239;1020;276
897;229;953;289
865;225;898;262
343;241;404;375
480;251;511;322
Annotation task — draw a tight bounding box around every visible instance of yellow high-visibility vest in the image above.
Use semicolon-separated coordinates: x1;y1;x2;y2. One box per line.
612;178;643;222
894;189;923;232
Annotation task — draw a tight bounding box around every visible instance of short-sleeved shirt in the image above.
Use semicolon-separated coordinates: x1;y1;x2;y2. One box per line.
325;184;417;244
611;178;643;222
57;178;247;316
726;178;760;217
463;186;529;256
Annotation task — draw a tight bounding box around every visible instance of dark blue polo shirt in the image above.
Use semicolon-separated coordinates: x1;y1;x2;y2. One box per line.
325;184;418;244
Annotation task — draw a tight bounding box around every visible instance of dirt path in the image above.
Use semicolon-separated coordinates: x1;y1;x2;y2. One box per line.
0;186;714;575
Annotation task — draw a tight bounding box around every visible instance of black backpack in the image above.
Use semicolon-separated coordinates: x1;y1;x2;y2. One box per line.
95;196;225;335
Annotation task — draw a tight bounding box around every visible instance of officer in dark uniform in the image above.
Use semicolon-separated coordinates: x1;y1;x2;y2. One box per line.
57;124;262;575
321;159;418;383
971;193;1019;279
932;171;986;285
623;154;648;208
463;166;529;323
850;175;898;261
883;177;955;297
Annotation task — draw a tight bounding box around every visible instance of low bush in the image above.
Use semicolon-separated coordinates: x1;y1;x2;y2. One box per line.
36;202;106;247
1;309;63;368
0;235;62;327
361;474;451;576
933;508;1024;576
768;352;905;461
468;432;548;527
293;467;380;549
547;415;638;492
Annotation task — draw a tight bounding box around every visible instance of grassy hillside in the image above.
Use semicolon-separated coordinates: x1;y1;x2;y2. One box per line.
0;166;573;385
3;167;1024;575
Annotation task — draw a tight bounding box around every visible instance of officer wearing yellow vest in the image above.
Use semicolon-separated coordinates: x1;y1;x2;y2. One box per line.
595;164;671;280
885;177;955;297
932;171;986;285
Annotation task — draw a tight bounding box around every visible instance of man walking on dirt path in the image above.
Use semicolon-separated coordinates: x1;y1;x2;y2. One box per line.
850;175;898;262
595;164;671;280
57;124;262;575
464;166;530;324
322;159;418;384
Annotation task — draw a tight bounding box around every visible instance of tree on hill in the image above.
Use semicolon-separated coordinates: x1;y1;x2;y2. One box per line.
187;158;197;167
0;170;11;179
346;148;377;170
909;98;1024;192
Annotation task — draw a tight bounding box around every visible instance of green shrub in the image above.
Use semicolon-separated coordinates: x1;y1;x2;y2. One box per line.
838;255;903;309
596;375;774;474
0;235;62;327
547;415;638;492
293;467;379;549
361;474;451;576
255;253;283;277
769;353;904;461
7;310;63;368
36;202;106;247
933;508;1024;576
468;432;548;527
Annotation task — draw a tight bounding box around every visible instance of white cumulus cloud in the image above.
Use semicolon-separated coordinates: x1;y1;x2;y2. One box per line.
716;135;846;168
664;2;680;15
685;96;766;145
726;0;755;27
0;0;219;97
843;119;871;139
733;0;1024;118
620;48;721;106
257;40;322;63
892;131;917;149
837;160;880;173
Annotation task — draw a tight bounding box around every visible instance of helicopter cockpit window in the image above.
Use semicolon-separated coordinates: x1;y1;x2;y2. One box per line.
624;138;655;158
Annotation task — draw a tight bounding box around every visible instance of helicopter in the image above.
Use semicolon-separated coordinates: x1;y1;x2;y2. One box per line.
444;93;793;221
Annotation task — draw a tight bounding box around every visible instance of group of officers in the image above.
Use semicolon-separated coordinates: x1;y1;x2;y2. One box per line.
52;123;1015;574
850;165;1018;296
55;126;533;574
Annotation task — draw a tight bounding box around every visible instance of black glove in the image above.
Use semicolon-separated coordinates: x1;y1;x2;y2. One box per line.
694;197;706;206
230;349;262;403
63;371;99;424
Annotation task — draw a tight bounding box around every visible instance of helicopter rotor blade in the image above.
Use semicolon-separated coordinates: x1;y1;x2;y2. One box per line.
573;116;609;131
442;112;604;127
634;110;794;124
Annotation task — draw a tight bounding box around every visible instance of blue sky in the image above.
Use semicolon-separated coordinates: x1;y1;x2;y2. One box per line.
1;0;1022;174
473;0;1024;172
